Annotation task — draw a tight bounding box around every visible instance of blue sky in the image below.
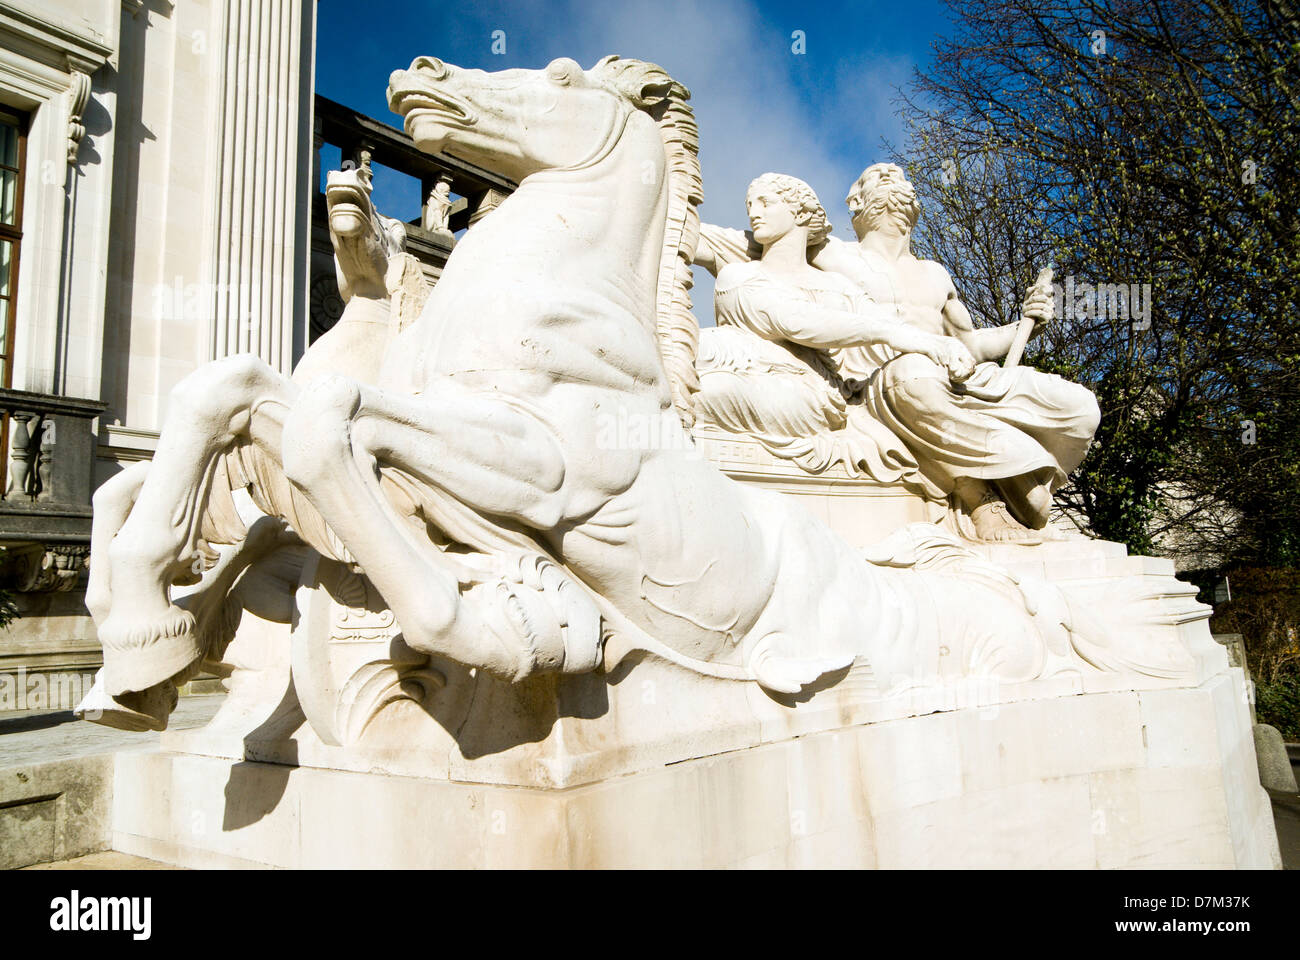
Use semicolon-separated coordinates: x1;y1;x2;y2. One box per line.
315;0;956;322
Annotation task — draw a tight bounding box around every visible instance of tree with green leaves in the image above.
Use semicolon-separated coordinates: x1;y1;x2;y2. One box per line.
895;0;1300;565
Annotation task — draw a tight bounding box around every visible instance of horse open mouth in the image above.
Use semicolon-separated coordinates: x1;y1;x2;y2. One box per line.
389;86;475;129
325;179;370;216
325;179;373;236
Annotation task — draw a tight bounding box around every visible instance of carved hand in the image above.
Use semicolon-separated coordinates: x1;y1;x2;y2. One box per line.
884;325;976;382
932;336;977;382
910;332;976;383
1021;277;1055;338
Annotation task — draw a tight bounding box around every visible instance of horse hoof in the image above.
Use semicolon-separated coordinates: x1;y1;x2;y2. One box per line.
97;605;203;697
74;673;178;732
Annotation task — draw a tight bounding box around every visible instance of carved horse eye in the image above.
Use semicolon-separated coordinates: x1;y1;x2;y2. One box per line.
545;58;581;85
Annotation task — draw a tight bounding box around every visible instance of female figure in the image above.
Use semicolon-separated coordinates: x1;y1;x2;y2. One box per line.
695;173;973;495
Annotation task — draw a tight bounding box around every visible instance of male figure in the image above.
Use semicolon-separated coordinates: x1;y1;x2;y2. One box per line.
812;163;1100;541
694;172;966;496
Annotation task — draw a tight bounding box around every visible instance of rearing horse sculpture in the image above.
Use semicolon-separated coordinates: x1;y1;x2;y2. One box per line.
81;56;1185;731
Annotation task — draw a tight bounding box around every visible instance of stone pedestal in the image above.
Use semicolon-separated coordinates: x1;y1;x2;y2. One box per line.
90;534;1278;868
694;426;947;548
108;664;1278;868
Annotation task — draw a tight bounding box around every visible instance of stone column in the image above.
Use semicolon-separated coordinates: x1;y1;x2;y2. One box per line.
208;0;315;375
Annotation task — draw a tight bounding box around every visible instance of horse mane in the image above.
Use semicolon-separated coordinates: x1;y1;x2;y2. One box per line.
592;56;703;430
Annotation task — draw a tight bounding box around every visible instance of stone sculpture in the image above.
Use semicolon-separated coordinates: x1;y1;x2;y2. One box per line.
421;174;454;242
697;163;1101;542
819;163;1100;541
78;159;429;728
77;55;1201;739
52;50;1281;872
695;172;947;495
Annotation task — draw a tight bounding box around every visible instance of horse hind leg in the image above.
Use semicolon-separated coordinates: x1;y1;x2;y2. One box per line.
280;374;601;679
94;354;299;699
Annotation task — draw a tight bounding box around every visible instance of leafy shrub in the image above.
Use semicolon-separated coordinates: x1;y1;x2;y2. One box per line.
1255;676;1300;742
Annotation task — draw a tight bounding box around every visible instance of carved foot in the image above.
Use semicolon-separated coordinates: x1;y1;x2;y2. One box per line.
74;671;178;732
969;499;1043;544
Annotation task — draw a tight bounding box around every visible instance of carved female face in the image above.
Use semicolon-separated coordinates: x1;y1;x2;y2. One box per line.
746;185;800;246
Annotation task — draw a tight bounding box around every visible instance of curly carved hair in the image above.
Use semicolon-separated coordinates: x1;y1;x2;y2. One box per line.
747;173;832;246
845;162;921;237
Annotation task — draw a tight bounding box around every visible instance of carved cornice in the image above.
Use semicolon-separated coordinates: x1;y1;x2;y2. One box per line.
0;388;108;419
0;5;113;77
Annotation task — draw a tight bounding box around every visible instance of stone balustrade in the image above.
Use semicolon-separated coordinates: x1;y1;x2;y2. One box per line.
0;388;107;544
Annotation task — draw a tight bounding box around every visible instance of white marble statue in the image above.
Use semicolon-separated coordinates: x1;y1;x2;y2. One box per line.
421;175;454;240
696;163;1101;542
695;172;963;496
78;160;429;728
816;163;1101;541
77;56;1191;733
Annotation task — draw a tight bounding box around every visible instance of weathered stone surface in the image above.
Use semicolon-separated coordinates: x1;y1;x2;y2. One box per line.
0;754;112;870
1254;723;1299;793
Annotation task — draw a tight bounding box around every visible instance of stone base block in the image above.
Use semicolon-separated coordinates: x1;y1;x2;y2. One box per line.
0;754;113;869
109;669;1280;868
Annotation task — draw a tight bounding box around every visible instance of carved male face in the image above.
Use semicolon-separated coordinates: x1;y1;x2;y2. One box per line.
846;163;921;240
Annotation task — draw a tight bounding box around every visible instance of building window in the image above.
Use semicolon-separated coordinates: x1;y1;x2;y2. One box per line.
0;107;25;390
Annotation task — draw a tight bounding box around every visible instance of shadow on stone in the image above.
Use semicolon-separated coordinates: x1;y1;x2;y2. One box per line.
0;711;79;735
222;683;302;830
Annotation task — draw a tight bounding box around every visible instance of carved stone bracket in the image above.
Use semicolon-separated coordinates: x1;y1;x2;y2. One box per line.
468;187;509;229
66;71;92;165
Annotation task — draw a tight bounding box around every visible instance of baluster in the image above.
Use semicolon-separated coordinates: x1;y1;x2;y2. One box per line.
37;417;54;500
8;411;33;500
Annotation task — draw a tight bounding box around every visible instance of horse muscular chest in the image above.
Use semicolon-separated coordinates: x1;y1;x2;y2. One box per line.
413;210;666;397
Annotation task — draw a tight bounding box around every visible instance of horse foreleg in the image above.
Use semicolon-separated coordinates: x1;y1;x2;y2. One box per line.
85;461;150;625
96;355;299;696
280;375;600;679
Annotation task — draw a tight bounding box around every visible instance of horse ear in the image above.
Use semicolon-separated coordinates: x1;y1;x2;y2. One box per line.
592;56;687;109
640;81;676;108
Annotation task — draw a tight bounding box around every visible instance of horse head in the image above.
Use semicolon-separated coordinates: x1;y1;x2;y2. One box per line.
325;164;407;302
387;55;685;183
389;54;703;427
